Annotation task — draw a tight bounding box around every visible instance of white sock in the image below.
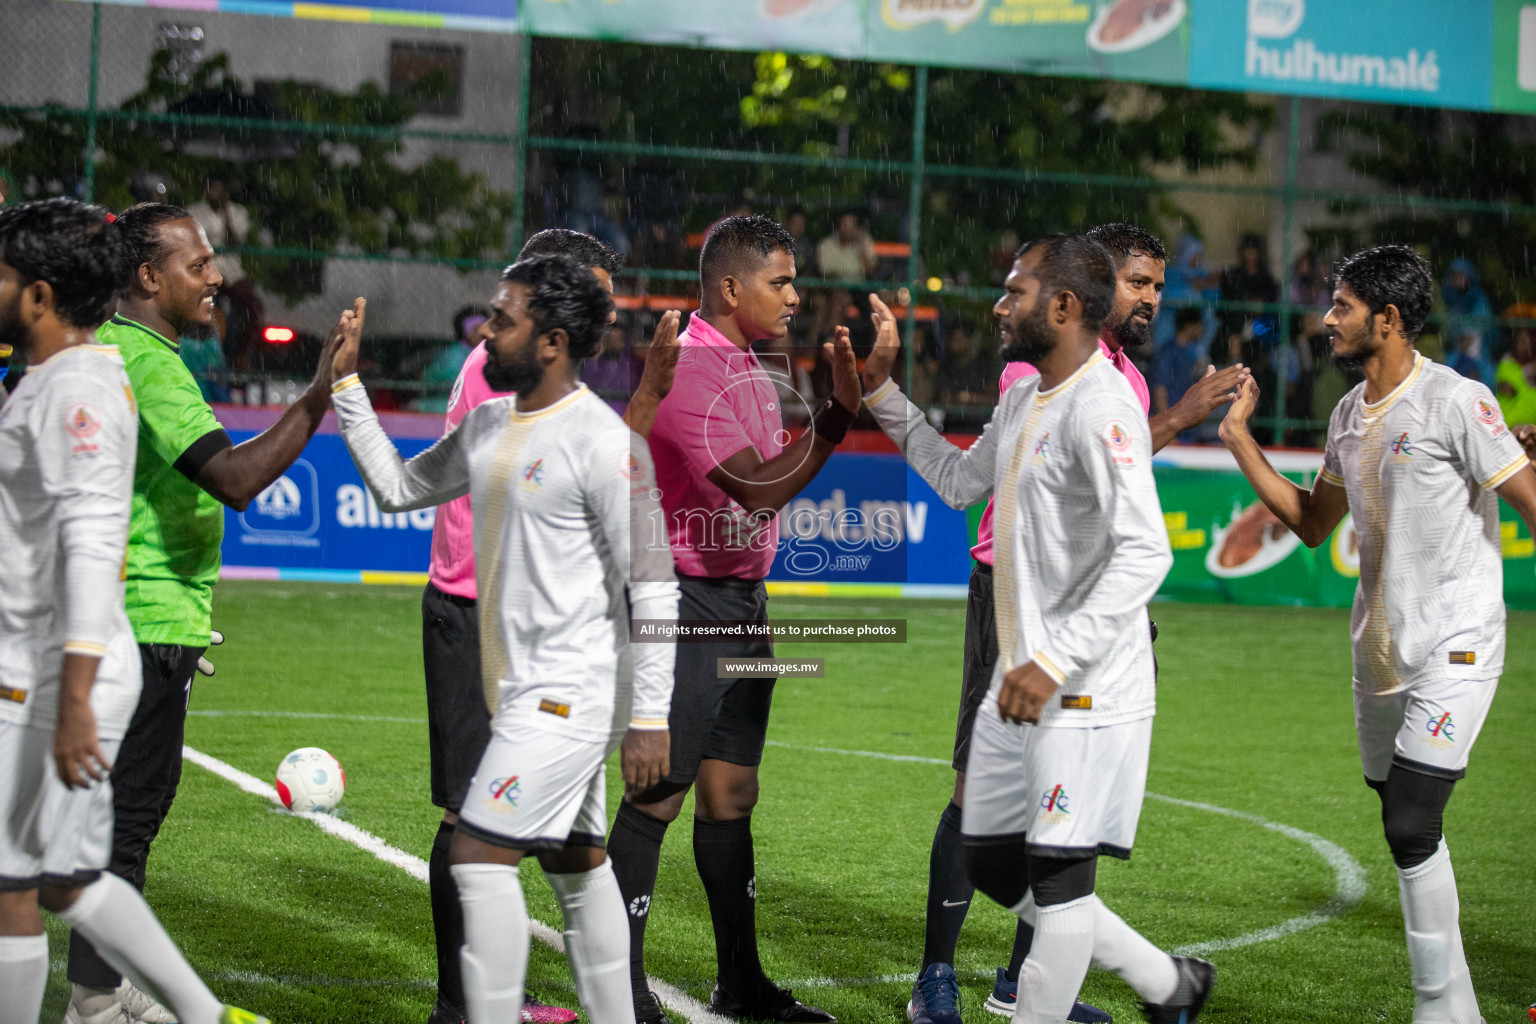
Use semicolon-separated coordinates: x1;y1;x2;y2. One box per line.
1090;896;1178;1004
0;933;48;1024
55;874;223;1024
547;861;637;1024
1398;840;1480;1024
453;862;528;1024
1009;894;1094;1024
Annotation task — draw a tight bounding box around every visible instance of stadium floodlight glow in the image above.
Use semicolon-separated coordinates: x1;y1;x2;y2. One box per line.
263;326;296;344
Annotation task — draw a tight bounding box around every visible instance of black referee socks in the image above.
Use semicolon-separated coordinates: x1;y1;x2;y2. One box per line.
693;814;768;995
609;801;672;999
428;820;466;1015
922;800;974;970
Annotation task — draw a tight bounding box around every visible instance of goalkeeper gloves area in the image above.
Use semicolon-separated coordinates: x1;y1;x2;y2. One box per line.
197;630;224;677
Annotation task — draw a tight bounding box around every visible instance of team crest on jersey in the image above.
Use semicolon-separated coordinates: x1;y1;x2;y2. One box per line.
66;403;100;439
1031;431;1051;464
519;458;545;493
1422;712;1455;751
1390;432;1414;463
623;451;644;480
1037;784;1071;824
486;775;521;813
1474;397;1509;438
1101;420;1135;466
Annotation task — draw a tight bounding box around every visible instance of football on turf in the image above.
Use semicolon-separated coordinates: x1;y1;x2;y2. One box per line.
275;747;346;814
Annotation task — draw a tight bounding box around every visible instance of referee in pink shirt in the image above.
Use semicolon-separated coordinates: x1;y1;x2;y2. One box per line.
419;228;680;1024
608;215;861;1024
898;224;1250;1024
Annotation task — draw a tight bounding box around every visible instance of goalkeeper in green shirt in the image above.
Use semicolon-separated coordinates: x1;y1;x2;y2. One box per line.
63;202;347;1024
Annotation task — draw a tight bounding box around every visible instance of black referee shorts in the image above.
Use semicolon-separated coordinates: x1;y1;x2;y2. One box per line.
953;562;997;774
422;582;492;813
638;575;775;801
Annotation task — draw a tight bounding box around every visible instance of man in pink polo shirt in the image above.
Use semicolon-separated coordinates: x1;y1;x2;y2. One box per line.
419;228;680;1024
893;225;1251;1024
608;215;861;1024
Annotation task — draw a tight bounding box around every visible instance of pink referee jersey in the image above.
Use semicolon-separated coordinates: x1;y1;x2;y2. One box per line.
648;317;783;579
427;341;509;598
970;338;1150;566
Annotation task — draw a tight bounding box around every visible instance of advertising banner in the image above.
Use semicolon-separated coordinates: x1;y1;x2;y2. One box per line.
219;413;1535;610
1189;0;1492;111
1492;0;1536;112
62;0;518;33
522;0;868;58
865;0;1189;84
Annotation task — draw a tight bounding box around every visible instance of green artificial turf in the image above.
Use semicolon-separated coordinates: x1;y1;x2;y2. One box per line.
40;583;1536;1023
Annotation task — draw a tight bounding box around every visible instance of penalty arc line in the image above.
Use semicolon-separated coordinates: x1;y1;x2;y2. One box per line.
181;746;733;1024
761;740;1367;959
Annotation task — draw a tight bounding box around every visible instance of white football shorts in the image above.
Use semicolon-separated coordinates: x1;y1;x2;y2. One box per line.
0;720;120;889
457;716;609;851
1355;675;1498;782
962;705;1152;860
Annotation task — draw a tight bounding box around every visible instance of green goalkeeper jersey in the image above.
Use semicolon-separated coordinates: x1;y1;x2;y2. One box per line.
101;315;229;646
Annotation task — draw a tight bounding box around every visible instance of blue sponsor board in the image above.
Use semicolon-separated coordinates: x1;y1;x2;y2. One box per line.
1189;0;1494;111
221;429;975;586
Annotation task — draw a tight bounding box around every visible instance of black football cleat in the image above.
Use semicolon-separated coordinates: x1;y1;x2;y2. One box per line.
1141;955;1216;1024
636;987;674;1024
709;979;836;1023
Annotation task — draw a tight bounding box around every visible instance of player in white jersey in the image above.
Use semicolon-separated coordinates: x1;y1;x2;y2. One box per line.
1220;245;1536;1024
0;198;269;1024
329;252;679;1024
862;235;1213;1024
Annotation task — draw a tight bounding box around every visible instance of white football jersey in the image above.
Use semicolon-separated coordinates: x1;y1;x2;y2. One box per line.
865;352;1172;727
0;344;141;737
1321;353;1528;693
334;378;678;743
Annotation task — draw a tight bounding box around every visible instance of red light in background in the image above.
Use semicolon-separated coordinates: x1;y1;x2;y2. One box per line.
263;326;296;344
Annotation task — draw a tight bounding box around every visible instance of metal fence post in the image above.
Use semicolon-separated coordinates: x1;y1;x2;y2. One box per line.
1274;94;1301;445
904;65;928;388
510;28;533;256
83;3;102;203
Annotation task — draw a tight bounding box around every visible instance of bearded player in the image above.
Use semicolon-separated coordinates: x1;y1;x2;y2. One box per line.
899;222;1246;1024
864;234;1218;1023
331;252;679;1024
1220;245;1536;1023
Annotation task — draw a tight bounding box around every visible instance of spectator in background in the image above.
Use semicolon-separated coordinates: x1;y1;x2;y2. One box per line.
631;219;689;272
1218;233;1279;395
1152;308;1206;424
179;330;230;404
1155;232;1218;355
1442;258;1495;385
905;324;942;410
784;205;816;273
817;210;877;283
1497;309;1536;427
582;313;642;404
935;323;990;408
187;171;264;366
414;305;487;413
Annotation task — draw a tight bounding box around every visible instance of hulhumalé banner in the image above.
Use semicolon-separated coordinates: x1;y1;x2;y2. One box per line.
217;410;1536;609
522;0;869;59
1188;0;1492;111
1492;0;1536;113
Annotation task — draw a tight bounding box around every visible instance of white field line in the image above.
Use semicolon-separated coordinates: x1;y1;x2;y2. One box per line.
182;746;732;1024
188;710;427;723
763;739;1367;960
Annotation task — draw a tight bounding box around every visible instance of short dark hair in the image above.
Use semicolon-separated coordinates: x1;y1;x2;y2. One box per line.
1174;306;1204;332
518;229;624;275
1333;245;1433;341
1086;222;1168;267
1015;234;1116;330
116;202;195;278
700;215;795;289
499;253;612;360
0;197;134;328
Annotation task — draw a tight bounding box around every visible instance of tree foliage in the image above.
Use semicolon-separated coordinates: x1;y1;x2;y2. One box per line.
1;49;514;302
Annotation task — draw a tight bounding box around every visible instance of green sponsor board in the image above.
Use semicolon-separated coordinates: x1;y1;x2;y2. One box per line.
1151;464;1536;611
1492;0;1536;113
866;0;1189;83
